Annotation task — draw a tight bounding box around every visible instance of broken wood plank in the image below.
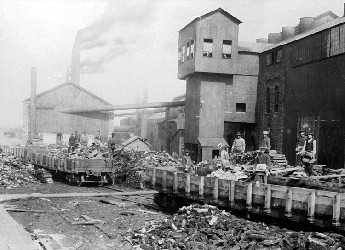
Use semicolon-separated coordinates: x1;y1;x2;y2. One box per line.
100;199;127;207
270;167;303;175
108;196;159;210
71;221;102;225
136;208;159;215
310;174;345;180
5;208;51;213
0;190;158;202
81;215;105;224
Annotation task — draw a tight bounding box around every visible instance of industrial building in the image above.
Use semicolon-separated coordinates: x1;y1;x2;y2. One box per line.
178;8;271;161
257;10;345;168
23;79;113;145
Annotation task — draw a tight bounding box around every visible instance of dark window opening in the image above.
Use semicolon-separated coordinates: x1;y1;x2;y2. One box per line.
203;38;213;57
274;86;279;112
266;49;282;66
190;39;195;58
266;88;271;113
222;40;232;59
212;150;219;159
236;103;246;112
186;42;190;59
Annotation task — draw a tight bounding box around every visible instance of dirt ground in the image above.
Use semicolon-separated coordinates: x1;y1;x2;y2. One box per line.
0;181;167;250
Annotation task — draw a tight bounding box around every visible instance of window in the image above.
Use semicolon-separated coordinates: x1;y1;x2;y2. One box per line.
266;49;282;65
186;42;190;59
190;39;195;58
182;46;186;62
178;48;182;62
203;39;213;57
236;103;246;112
276;49;283;62
266;54;272;65
274;86;279;112
266;88;271;113
330;26;340;56
222;40;232;59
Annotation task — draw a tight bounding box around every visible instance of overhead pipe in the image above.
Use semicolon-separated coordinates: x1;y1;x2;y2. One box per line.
59;101;186;114
113;108;166;117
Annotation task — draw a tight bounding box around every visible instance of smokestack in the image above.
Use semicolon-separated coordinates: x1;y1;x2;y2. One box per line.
71;30;81;85
140;84;148;139
29;67;37;142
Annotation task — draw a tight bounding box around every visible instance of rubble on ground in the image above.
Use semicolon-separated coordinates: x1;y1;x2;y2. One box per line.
0;153;40;188
126;204;345;250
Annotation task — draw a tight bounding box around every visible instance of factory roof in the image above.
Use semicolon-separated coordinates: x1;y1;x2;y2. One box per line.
122;136;151;147
261;14;345;52
23;81;112;105
179;8;242;32
238;41;272;53
198;137;229;148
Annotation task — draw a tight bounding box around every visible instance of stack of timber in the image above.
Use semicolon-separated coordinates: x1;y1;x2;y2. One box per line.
145;167;345;230
270;150;288;167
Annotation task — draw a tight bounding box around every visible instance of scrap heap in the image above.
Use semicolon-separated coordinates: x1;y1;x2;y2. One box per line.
0;152;39;188
127;204;345;250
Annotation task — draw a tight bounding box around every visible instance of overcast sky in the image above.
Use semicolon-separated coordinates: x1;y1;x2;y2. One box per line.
0;0;344;127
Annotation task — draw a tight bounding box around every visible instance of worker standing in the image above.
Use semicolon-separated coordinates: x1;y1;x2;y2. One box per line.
74;131;80;143
253;146;271;185
295;130;306;167
231;132;245;164
108;133;117;152
95;131;102;146
68;133;76;153
302;132;317;176
219;144;230;169
183;149;192;172
262;131;271;151
80;132;88;147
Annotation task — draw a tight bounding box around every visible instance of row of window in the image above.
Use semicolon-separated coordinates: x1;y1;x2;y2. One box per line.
178;39;195;63
178;39;233;62
266;49;283;65
266;86;280;113
291;23;345;66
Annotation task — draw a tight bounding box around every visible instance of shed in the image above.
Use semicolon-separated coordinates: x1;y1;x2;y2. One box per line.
122;136;151;152
23;81;113;144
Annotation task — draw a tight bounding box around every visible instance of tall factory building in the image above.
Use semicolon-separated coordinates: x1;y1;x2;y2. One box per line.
178;8;270;161
257;10;345;168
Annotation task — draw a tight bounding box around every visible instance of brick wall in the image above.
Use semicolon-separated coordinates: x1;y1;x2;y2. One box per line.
257;69;285;153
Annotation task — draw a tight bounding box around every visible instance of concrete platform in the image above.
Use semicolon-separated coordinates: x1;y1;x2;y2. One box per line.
0;205;38;250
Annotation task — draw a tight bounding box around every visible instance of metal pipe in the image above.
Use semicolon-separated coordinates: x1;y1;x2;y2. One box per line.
60;101;185;114
113;108;166;117
71;30;81;85
29;67;37;142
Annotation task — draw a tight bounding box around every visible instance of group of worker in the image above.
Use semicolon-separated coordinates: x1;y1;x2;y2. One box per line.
219;131;271;173
68;131;115;153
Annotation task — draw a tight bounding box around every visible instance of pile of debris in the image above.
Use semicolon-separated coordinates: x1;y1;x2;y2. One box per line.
0;153;40;188
113;149;185;187
126;204;345;250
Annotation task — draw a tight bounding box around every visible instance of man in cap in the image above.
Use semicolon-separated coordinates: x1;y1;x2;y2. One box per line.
231;132;245;154
301;132;316;176
68;133;76;153
262;131;271;151
108;132;117;152
183;149;192;172
253;146;272;185
295;130;306;166
231;132;246;165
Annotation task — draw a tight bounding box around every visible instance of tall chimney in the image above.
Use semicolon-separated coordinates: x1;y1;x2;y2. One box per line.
140;84;148;139
29;67;37;142
71;30;81;85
